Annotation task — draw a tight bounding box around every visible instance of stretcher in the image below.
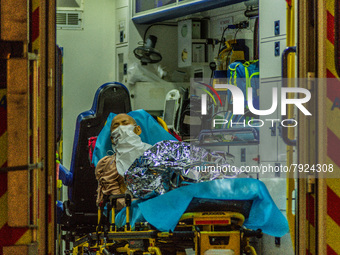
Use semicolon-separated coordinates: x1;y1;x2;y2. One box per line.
72;197;260;255
69;178;288;255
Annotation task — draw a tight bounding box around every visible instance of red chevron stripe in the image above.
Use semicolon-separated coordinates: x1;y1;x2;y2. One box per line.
327;69;336;79
327;185;340;227
0;106;7;137
306;249;312;255
0;165;7;198
306;193;315;227
326;70;340;103
327;128;340;168
32;7;39;42
327;244;338;255
0;224;28;254
327;11;335;45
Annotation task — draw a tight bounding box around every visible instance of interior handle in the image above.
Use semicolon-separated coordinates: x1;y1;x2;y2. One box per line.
281;46;297;146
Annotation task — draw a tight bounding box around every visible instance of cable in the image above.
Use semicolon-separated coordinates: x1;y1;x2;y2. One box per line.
217;27;229;59
211;110;231;120
196;81;223;106
233;28;241;42
143;23;177;44
224;28;240;67
217;21;248;58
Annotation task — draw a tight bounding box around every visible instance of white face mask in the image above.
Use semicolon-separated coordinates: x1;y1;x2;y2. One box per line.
111;124;137;148
111;124;151;176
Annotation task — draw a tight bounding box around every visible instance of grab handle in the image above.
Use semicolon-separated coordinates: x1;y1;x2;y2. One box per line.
281;46;297;146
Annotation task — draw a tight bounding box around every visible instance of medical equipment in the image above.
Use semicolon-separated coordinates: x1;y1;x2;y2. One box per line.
133;35;162;65
197;128;260;179
163;89;180;130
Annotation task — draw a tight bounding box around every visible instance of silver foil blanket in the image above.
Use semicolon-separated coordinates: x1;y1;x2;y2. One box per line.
125;140;238;198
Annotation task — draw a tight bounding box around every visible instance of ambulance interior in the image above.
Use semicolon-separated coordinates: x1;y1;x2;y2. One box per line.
56;0;298;254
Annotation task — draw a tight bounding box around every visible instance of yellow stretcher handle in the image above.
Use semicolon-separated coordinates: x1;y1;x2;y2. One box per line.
245;244;257;255
157;116;168;131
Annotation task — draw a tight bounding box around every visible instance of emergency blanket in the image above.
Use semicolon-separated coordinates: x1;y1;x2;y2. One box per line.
125;140;238;199
116;178;289;237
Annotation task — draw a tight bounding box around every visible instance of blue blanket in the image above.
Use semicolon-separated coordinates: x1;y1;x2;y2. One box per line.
116;178;289;237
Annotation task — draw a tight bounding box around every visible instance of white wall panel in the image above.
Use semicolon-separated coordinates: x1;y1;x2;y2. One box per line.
57;0;116;170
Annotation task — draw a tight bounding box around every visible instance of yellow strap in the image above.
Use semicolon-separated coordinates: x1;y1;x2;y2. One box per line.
228;63;240;86
245;66;250;107
249;72;260;81
227;114;233;128
233;63;240;86
248;72;260;99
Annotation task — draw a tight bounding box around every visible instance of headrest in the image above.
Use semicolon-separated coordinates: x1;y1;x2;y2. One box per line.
92;109;177;166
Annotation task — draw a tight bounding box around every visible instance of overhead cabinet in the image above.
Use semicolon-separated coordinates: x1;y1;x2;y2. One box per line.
132;0;249;24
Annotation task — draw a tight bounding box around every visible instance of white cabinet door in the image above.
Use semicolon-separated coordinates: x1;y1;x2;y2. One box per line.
260;38;287;79
116;6;129;45
259;79;281;162
259;0;287;39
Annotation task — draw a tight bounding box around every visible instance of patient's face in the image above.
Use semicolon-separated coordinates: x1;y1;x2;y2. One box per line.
111;114;136;130
110;114;141;144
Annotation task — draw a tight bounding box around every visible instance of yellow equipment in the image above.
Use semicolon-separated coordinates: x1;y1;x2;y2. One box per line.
216;39;245;70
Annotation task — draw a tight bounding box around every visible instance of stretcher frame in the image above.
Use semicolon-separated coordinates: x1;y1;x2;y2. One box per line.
70;194;262;255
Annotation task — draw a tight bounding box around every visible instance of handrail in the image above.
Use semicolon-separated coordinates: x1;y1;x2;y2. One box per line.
285;0;296;250
281;46;297;146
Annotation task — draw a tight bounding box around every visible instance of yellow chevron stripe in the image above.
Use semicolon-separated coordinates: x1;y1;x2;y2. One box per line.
326;157;340;179
0;89;7;140
0;89;5;98
15;229;32;245
32;0;39;50
326;2;340;255
0;193;8;229
32;0;39;13
32;40;39;52
327;179;340;198
327;215;340;254
0;131;7;167
326;40;339;78
326;0;334;16
326;99;340;138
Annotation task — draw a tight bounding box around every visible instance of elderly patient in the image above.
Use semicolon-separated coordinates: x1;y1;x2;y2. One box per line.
95;113;151;209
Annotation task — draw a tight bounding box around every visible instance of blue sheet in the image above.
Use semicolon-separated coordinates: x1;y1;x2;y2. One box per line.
92;109;177;166
116;178;289;237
